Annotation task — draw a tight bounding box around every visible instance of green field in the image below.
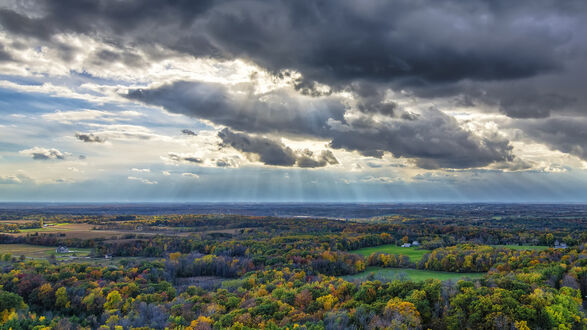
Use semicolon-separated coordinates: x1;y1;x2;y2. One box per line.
491;245;549;251
345;267;485;282
351;244;430;262
0;244;92;260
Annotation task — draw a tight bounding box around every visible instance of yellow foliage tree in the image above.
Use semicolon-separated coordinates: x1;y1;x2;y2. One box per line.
316;294;338;311
104;290;123;311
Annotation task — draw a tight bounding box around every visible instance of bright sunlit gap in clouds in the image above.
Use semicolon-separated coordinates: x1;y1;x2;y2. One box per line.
0;0;587;202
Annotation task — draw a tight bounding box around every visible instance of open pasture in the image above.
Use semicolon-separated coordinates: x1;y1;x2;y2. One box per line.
351;244;430;262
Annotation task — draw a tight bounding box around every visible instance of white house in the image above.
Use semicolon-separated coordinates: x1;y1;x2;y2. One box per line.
56;246;69;253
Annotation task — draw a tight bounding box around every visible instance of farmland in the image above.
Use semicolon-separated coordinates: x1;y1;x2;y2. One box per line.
0;244;92;260
0;205;584;329
351;244;430;262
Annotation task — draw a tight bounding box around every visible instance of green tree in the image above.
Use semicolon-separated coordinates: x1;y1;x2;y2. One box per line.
0;290;26;312
55;287;69;310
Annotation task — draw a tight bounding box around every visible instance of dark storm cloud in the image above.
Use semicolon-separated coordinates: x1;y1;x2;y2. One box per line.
218;128;338;168
0;0;215;41
75;132;105;143
420;80;582;119
517;118;587;160
492;91;575;119
351;82;397;116
1;0;580;86
487;87;578;119
196;0;570;86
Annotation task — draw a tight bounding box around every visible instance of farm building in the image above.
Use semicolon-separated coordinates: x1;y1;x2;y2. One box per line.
56;246;70;253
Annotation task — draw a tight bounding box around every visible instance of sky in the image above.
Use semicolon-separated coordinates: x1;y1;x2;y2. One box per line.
0;0;587;202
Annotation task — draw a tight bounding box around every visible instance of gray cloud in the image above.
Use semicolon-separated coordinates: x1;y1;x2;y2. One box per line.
75;132;105;143
6;1;584;80
351;82;398;116
0;174;30;184
328;107;513;169
2;1;582;89
218;128;338;168
218;128;297;166
0;43;12;61
296;150;339;168
422;79;583;119
127;81;345;138
91;48;145;68
215;158;235;168
215;159;230;167
2;0;586;167
516;117;587;160
130;81;512;169
494;91;576;119
181;129;197;136
168;153;203;164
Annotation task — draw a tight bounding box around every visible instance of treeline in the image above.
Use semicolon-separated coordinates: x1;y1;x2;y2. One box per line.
367;252;412;268
0;233;99;249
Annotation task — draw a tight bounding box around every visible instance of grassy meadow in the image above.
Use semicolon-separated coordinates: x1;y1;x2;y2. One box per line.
352;244;430;262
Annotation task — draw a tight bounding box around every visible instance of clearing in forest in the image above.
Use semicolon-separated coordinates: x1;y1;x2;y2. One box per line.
352;244;430;262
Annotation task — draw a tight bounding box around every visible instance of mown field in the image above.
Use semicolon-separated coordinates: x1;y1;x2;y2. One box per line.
344;266;485;282
0;243;159;265
351;244;430;262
